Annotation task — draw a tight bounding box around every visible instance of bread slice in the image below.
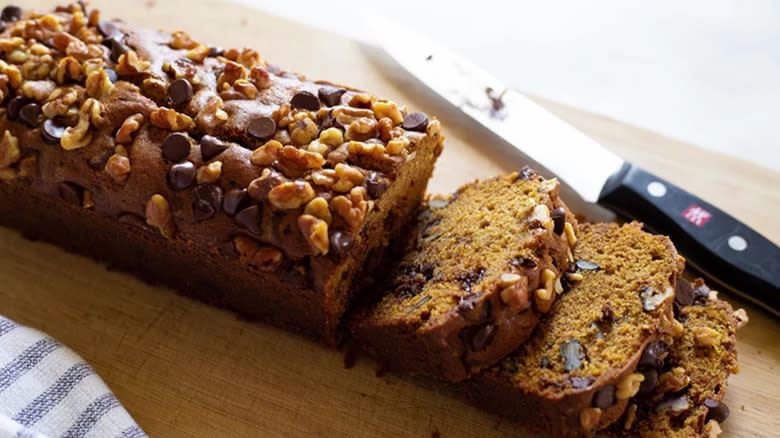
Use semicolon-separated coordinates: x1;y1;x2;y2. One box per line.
349;170;577;381
466;222;684;437
599;278;744;438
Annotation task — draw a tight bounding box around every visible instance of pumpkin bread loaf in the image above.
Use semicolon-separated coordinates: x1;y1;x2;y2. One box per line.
467;222;685;437
350;170;578;382
0;3;443;343
601;278;744;438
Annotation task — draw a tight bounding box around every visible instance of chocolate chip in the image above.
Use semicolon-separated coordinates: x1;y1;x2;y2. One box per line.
575;260;600;271
19;103;43;128
192;184;223;221
638;368;658;394
247;116;276;141
109;38;130;63
402;112;428;132
7;96;29;120
87;151;112;170
41;119;67;144
675;278;694;307
560;338;585;371
639;341;668;369
207;46;225;57
97;20;120;38
329;230;353;258
161;133;191;162
199;135;228;161
0;5;22;22
105;68;119;83
461;323;496;352
222;188;248;217
567;376;594;389
318;86;346;107
593;385;615;408
290;91;320;111
365;171;389;199
704;398;729;423
167;161;196;190
551;207;566;235
58;182;83;205
235;205;261;234
168;78;193;106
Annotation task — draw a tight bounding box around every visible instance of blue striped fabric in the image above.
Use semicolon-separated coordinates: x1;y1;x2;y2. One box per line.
0;316;147;438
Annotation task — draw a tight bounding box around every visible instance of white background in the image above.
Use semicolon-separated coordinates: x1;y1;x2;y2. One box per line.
236;0;780;171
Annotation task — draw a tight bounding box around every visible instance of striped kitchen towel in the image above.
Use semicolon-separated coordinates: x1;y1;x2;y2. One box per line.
0;316;147;438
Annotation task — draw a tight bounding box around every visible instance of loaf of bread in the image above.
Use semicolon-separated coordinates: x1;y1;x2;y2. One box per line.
601;278;744;438
466;222;685;437
0;3;443;343
349;171;577;381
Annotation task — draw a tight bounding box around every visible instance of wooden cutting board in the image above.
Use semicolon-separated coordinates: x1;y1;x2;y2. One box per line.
4;1;779;437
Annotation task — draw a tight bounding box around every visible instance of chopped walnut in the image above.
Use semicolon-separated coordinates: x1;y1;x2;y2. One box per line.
169;30;199;50
196;161;223;184
732;308;749;329
195;95;228;128
268;180;315;209
331;186;370;229
579;407;601;432
304;197;332;225
332;106;374;126
623;404;638;430
0;131;20;169
693;327;721;347
345;117;378;141
310;168;337;189
278;145;326;171
371;101;403;125
216;60;247;92
149;107;195;131
42;87;81;118
348;93;375;108
426;118;442;136
500;276;530;311
186;43;209;63
61;98;101;150
377;117;394;142
616;373;645;399
386;137;410;155
332;163;365;192
318;127;344;147
55;56;82;84
233;236;283;271
656;367;691;394
250;140;283;166
51;32;88;59
272;103;292;127
145;194;176;239
224;47;261;68
115;113;144;144
0;37;25;53
220;79;257;101
347;140;386;161
162;58;199;83
105;153;130;182
84;69;114;99
116;50;151;76
306;140;329;156
21;80;56;101
141;77;168;102
289;117;319;146
298;214;329;255
247;168;287;201
249;65;272;89
17;154;38;179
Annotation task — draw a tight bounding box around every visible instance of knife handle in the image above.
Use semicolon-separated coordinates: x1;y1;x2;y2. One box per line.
598;163;780;315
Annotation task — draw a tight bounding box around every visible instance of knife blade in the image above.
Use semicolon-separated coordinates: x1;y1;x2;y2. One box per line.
371;15;780;315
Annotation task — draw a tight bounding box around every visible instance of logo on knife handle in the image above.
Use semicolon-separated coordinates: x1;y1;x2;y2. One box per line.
682;204;712;227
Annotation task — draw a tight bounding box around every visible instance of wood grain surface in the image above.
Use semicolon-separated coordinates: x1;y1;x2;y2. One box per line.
3;1;779;437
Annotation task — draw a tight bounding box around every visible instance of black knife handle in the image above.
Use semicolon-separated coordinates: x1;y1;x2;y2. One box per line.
599;163;780;314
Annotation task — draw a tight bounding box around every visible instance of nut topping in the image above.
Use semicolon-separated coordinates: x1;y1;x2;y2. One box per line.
268;180;315;209
145;194;175;239
0;131;20;169
115;113;144;144
298;214;329;255
616;373;645;399
233;236;283;271
149;107;195;131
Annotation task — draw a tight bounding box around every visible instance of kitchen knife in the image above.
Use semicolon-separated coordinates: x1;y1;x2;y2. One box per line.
371;15;780;315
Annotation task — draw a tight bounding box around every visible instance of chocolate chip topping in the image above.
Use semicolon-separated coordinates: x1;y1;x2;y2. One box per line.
235;205;261;234
247;116;276;141
207;46;225;57
167;161;196;190
7;96;30;121
318;86;346;107
192;184;223;221
560;338;585;371
0;5;22;22
109;37;130;63
402;112;428;132
592;384;615;408
290;91;320;111
168;78;193;106
41;119;67;144
575;260;600;271
87;151;112;170
638;367;658;394
639;340;668;369
58;182;83;205
97;20;120;38
365;171;389;199
675;278;695;307
551;207;566;235
222;188;248;217
161;133;191;162
199;135;228;161
19;103;43;128
704;398;729;423
329;230;353;258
